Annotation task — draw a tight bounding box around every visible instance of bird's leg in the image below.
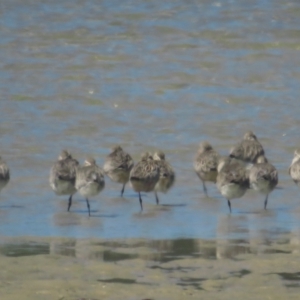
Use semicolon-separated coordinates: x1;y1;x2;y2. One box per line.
121;183;126;197
67;195;72;212
86;198;91;216
264;194;269;210
139;192;143;211
202;180;208;196
227;199;232;213
155;191;159;205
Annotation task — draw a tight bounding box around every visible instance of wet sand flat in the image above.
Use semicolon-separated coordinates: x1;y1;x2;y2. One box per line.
0;236;299;299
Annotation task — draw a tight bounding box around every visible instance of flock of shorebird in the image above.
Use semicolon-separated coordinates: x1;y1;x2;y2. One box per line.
0;131;300;215
49;147;175;216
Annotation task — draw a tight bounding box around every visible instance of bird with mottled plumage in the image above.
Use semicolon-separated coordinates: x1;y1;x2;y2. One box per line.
129;152;160;210
103;145;134;196
289;149;300;186
216;157;250;213
153;150;175;204
249;155;278;209
49;150;79;212
194;142;219;196
75;158;105;216
229;131;265;163
0;156;10;193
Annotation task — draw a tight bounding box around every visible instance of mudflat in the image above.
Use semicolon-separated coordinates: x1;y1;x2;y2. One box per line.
0;235;299;300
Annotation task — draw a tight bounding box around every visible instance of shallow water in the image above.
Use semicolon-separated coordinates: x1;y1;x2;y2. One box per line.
0;0;300;243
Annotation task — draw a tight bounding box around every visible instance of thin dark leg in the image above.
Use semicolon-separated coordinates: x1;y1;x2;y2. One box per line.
227;199;232;213
86;198;91;216
121;183;126;197
139;192;143;211
155;191;159;205
264;194;269;210
67;195;72;212
202;180;208;196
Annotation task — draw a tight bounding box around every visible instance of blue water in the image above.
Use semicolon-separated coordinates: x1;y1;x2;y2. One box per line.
0;0;300;242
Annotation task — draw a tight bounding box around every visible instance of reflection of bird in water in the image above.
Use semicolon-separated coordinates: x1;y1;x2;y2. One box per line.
289;211;300;254
129;152;160;210
75;158;105;216
49;150;79;212
289;149;300;186
103;145;134;197
49;238;76;257
249;155;278;209
0;156;10;194
75;238;104;260
229;131;265;163
216;215;250;259
247;213;276;255
153;150;175;204
49;238;104;259
193;142;219;196
216;157;249;213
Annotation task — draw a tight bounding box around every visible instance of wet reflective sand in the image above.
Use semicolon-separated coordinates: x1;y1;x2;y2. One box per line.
0;234;300;299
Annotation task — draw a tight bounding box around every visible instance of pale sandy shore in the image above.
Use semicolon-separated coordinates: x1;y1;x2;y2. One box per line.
0;235;300;300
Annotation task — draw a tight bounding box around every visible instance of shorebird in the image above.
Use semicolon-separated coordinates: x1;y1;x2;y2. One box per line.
49;150;79;212
194;142;219;196
153;150;175;204
229;131;265;163
103;145;134;196
216;157;249;213
0;156;10;193
249;155;278;209
289;149;300;186
129;152;160;210
75;157;105;216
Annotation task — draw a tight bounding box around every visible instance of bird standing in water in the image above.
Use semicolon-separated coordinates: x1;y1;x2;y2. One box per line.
194;142;219;196
289;149;300;186
153;150;175;204
75;157;105;216
249;155;278;209
216;157;249;213
130;152;160;210
103;145;134;197
229;131;265;163
0;156;10;193
49;150;79;212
